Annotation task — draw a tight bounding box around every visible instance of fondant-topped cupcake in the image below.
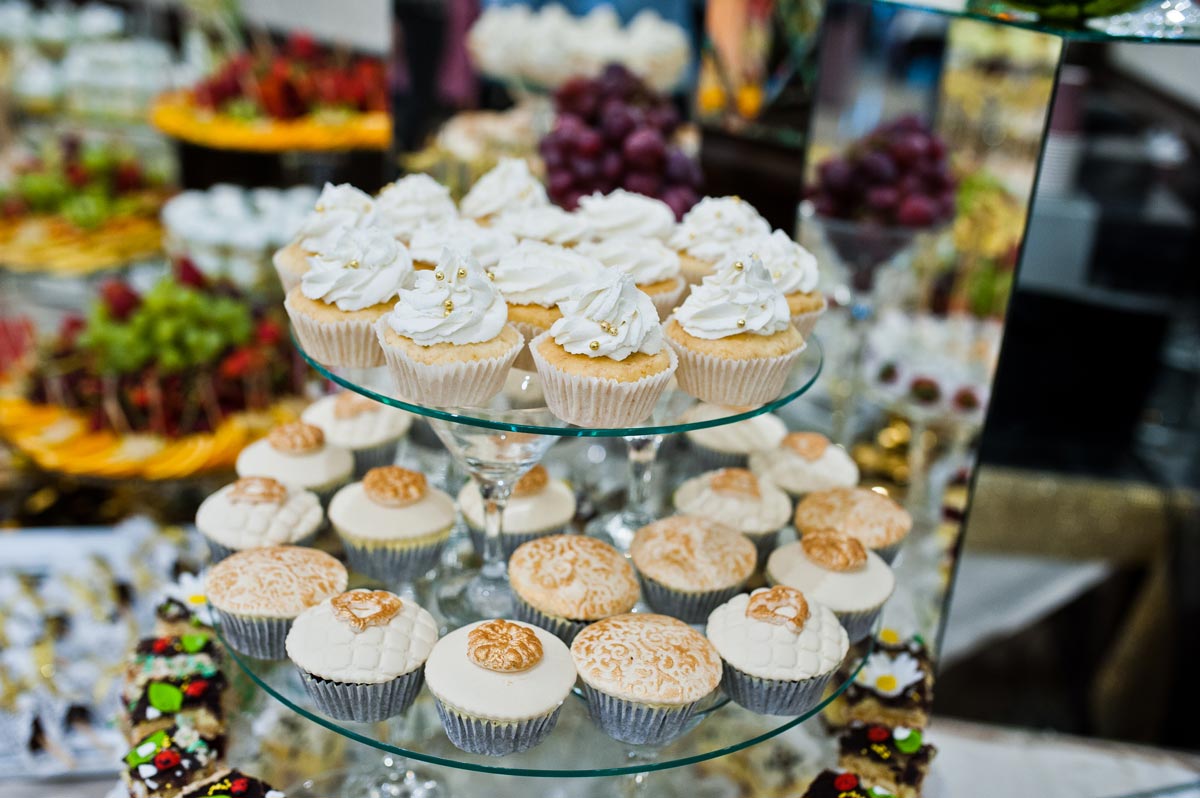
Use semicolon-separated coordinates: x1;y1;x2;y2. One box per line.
460;157;548;222
793;487;912;563
706;586;848;715
668;195;770;283
673;468;791;567
531;271;677;427
301;391;413;476
235;422;353;502
376;248;523;407
425;619;576;755
575;189;676;242
284;226;412;368
178;769;287;798
195;477;323;562
575;235;686;320
493;205;589;246
457;465;577;557
667;256;805;406
630;515;756;622
274;183;375;291
509;534;639;642
571;613;721;745
749;431;860;498
679;402;788;469
287;589;438;721
737;230;825;335
407;218;516;271
374;174;458;244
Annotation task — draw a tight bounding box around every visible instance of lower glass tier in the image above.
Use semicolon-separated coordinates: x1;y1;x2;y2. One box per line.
217;618;871;779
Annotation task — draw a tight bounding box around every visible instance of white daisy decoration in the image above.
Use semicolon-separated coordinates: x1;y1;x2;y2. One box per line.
159;572;214;628
855;651;924;698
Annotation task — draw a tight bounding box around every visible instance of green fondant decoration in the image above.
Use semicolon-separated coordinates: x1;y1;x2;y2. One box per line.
125;729;168;767
893;728;923;754
180;634;209;653
148;682;184;713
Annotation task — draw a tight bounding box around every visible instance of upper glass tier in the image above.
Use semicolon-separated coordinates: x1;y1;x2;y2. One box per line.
856;0;1200;42
293;331;824;438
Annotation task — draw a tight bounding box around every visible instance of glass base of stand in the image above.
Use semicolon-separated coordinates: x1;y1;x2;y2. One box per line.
434;567;514;628
585;508;656;554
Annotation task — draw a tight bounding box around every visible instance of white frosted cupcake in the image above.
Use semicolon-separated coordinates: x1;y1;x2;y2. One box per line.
749;431;860;499
678;402;788;470
457;465;576;558
738;229;826;337
375;248;523;407
195;476;323;562
301;391;414;477
668;196;770;284
666;256;805;406
530;271;676;428
493;205;589;247
408;218;516;272
575;235;686;320
286;589;438;722
374;174;458;244
575;189;676;242
459;157;548;224
793;487;912;564
425;619;576;755
329;466;456;586
572;613;721;745
673;468;792;569
274;183;375;292
765;532;895;642
489;240;607;369
284;226;413;368
706;586;849;715
236;422;354;504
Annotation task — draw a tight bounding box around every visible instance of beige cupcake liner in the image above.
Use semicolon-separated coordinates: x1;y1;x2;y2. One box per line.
668;337;805;406
510;320;550;372
791;295;827;339
529;331;677;428
375;320;523;408
285;293;385;368
645;276;688;321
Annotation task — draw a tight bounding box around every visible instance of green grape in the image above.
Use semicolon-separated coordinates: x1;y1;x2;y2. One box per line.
158;348;184;373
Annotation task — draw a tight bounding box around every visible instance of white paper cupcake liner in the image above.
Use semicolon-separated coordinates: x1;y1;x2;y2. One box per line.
512;593;590;645
213;608;291;660
668;336;805;407
349;439;401;478
297;667;425;723
529;331;677;428
285;294;385;369
204;532;317;564
376;320;523;408
581;684;707;746
337;529;449;586
721;662;836;716
434;700;562;756
509;320;551;371
645;276;688;321
637;574;745;625
273;244;308;293
790;295;827;339
465;522;566;560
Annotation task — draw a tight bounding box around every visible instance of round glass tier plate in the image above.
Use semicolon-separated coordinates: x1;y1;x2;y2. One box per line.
215;614;872;778
292;331;823;438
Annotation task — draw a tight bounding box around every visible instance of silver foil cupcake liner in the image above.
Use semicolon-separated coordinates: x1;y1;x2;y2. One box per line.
512;594;589;645
339;534;447;587
873;539;904;565
689;444;749;472
720;662;836;716
465;523;566;561
204;532;317;564
350;439;400;478
213;609;291;660
581;684;706;746
434;700;562;756
298;667;425;723
835;605;885;644
637;575;745;625
748;530;780;572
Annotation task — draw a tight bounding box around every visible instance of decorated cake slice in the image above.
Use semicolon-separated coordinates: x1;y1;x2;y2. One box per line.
837;723;936;798
825;629;933;730
801;769;896;798
124;671;229;742
178;768;287;798
122;722;224;798
125;634;222;699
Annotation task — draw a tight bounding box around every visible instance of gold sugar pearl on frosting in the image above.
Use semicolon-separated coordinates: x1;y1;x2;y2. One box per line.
457;268;467;278
512;465;549;498
347;259;360;269
229;476;288;505
710;468;761;498
733;261;744;271
589;341;600;351
333;392;379;420
268;422;325;454
331;590;403;632
737;319;746;328
363;466;427;507
801;531;868;572
783;431;829;461
314;204;326;212
435;271;445;281
467;620;543;672
746;585;810;632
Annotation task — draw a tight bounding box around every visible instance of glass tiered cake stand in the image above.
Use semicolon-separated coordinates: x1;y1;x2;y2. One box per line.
216;333;882;795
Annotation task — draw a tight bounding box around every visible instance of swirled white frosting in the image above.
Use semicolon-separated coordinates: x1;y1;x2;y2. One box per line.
493;205;589;245
549;272;663;361
375;174;458;242
385;248;508;346
491;240;606;307
575;236;680;285
301;227;413;311
736;230;819;295
706;590;848;681
673;256;791;339
408;219;516;269
576;189;676;242
668;196;770;262
295;183;375;253
460;157;548;220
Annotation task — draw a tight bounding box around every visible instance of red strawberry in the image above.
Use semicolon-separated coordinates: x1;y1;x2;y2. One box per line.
176;257;207;289
66;163;91;188
287;32;320;61
58;315;85;347
100;280;141;322
152;749;181;770
255;318;282;346
114;162;143;193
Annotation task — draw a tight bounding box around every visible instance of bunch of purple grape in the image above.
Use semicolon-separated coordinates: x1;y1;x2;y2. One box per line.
808;115;957;228
540;64;701;218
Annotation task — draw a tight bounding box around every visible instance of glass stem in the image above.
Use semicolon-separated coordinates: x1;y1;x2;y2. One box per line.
832;301;871;447
478;479;512;582
622;434;663;523
907;418;930;519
